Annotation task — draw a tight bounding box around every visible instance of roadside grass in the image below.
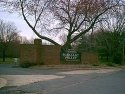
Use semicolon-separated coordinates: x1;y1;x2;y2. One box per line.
0;58;15;64
0;57;124;69
99;59;125;67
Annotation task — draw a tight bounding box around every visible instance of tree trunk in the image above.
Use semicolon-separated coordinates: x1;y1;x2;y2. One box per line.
106;55;109;61
61;42;72;52
2;43;5;62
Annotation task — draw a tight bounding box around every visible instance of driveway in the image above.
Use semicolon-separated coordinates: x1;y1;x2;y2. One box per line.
0;64;125;94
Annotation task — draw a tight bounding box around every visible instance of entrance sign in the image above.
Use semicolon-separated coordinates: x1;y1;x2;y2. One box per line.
61;49;81;62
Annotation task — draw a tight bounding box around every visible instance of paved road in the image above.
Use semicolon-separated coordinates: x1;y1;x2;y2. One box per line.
0;64;62;75
0;64;125;94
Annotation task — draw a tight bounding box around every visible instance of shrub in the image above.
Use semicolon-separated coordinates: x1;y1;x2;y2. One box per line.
20;62;35;68
106;62;115;66
92;64;99;66
112;52;122;64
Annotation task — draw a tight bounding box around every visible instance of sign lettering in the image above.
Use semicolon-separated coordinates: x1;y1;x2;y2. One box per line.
61;49;81;62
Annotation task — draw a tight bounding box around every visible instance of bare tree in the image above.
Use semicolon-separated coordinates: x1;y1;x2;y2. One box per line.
0;0;121;50
50;0;120;50
0;20;20;62
0;0;60;45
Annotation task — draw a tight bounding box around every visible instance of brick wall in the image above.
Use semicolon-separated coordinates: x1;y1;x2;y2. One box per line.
20;39;61;65
81;52;99;64
41;45;61;65
20;44;37;64
20;39;99;65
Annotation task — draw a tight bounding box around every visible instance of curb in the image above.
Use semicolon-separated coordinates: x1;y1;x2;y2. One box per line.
31;65;125;70
0;78;7;88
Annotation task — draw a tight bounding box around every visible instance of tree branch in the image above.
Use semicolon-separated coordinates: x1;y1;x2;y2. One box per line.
20;0;60;46
70;6;114;44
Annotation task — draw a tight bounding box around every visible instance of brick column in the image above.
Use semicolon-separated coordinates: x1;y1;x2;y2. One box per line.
34;39;42;65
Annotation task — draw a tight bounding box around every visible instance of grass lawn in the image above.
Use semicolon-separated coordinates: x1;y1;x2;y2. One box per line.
0;58;15;64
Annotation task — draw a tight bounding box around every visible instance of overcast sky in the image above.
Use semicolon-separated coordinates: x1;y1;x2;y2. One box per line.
0;11;37;39
0;11;62;44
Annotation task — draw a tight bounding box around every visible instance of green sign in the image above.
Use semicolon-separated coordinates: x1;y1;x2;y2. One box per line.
61;49;81;62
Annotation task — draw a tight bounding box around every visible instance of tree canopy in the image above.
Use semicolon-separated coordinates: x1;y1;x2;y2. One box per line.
0;0;123;49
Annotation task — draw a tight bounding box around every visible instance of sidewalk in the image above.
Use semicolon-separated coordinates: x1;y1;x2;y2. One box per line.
0;75;65;88
0;78;7;88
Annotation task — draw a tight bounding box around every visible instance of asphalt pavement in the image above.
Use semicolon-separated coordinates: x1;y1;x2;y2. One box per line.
0;64;125;94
